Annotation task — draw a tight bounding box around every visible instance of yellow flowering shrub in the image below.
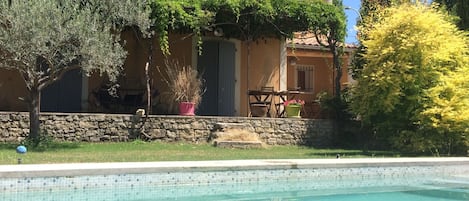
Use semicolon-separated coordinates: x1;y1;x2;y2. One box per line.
351;3;469;154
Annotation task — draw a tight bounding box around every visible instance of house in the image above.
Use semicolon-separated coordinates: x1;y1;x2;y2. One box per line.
285;32;356;118
0;1;354;118
0;32;277;116
0;31;355;118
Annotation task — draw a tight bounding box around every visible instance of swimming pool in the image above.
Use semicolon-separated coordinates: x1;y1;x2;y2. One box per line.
1;158;468;201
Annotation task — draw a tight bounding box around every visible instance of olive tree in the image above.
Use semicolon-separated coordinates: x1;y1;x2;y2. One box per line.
351;3;469;154
0;0;151;142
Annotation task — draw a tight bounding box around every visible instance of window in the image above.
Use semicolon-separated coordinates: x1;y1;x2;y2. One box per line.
295;65;314;91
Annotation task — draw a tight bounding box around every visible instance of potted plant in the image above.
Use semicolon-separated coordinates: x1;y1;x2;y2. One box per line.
284;99;305;118
158;59;204;115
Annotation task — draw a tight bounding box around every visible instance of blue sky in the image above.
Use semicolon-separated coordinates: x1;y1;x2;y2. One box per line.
344;0;362;44
343;0;434;44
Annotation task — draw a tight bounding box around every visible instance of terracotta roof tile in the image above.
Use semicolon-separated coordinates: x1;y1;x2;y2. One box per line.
287;32;356;49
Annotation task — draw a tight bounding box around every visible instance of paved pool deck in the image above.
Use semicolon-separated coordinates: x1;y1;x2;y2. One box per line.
0;158;468;178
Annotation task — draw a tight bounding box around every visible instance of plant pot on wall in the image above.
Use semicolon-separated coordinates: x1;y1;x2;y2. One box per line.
285;105;301;118
179;102;195;116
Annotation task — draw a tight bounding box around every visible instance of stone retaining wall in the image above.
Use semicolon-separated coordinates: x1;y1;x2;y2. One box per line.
0;112;335;146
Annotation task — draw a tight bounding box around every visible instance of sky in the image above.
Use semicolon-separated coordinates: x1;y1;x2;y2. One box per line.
343;0;362;44
343;0;434;44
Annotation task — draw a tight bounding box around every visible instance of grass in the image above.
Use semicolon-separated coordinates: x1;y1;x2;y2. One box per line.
0;141;402;165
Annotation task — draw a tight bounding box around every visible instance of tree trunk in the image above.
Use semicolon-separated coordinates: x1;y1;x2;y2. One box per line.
332;46;342;98
330;43;343;122
145;42;153;116
28;87;41;140
145;62;150;115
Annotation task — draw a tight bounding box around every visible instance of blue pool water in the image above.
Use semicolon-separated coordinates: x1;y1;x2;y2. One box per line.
2;176;469;200
1;162;469;201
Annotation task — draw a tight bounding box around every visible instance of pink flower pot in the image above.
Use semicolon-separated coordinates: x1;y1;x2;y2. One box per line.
179;102;195;116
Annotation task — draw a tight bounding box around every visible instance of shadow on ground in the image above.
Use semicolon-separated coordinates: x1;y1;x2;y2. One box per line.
0;142;80;152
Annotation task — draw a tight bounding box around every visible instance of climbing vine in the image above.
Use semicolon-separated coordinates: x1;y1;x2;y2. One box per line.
148;0;346;54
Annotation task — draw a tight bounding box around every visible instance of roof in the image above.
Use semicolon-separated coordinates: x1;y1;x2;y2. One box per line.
287;32;356;51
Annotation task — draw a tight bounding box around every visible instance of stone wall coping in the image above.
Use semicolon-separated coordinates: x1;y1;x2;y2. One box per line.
0;158;468;178
0;111;328;121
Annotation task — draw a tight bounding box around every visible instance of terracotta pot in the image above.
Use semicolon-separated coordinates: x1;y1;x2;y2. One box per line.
285;104;301;118
250;104;268;117
179;102;195;116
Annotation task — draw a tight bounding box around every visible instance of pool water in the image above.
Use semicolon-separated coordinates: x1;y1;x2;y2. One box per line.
2;174;469;201
1;162;468;201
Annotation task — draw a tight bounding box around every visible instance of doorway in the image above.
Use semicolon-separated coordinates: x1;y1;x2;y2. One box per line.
197;40;236;116
41;69;82;112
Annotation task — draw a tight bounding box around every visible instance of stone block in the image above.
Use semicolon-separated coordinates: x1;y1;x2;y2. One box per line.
177;123;191;130
148;129;166;139
0;114;10;122
190;121;206;130
79;121;97;129
94;115;107;122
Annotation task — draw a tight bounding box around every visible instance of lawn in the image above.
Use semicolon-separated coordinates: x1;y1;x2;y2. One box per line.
0;141;400;165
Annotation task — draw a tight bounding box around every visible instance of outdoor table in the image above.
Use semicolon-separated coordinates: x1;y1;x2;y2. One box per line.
248;89;314;118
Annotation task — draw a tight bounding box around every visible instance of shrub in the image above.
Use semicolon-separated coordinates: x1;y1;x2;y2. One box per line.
351;3;469;155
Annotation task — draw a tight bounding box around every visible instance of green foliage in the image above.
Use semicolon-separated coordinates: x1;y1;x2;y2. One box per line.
317;89;353;121
417;66;469;155
149;0;213;54
148;0;346;54
0;0;151;86
23;129;55;151
434;0;469;30
317;89;363;149
352;0;432;80
0;0;151;142
351;3;469;154
352;0;394;80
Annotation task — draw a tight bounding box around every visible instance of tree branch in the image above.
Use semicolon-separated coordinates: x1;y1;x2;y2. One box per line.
313;31;329;47
38;64;80;90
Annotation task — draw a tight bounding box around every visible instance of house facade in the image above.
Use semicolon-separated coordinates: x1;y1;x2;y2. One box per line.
0;31;354;118
286;33;355;118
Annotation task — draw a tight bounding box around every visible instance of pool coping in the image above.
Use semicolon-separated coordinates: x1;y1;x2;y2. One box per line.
0;157;468;178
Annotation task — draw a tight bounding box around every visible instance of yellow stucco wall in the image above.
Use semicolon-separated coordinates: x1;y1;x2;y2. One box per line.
0;31;350;119
287;48;352;103
239;38;281;116
87;31;194;113
0;31;195;113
